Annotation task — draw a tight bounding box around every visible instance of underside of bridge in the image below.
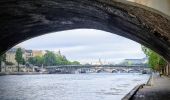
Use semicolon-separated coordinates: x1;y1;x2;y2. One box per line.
0;0;170;61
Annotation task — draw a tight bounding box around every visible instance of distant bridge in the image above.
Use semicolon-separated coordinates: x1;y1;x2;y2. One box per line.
45;65;150;74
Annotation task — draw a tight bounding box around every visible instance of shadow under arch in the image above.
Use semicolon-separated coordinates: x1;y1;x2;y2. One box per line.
0;0;170;61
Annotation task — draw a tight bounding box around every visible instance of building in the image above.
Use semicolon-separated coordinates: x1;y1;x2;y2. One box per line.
121;57;148;66
5;47;37;65
6;47;17;65
5;47;59;65
25;50;33;61
32;50;45;57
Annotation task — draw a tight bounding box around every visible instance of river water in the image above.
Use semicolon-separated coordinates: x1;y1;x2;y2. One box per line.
0;73;149;100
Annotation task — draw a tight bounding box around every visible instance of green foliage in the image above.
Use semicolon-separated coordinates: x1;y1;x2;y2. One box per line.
28;56;43;66
71;61;80;65
148;51;159;70
159;57;167;67
56;54;69;65
141;46;167;70
43;51;57;66
127;61;132;66
27;51;81;66
141;45;150;56
35;56;43;66
28;57;36;65
6;61;14;65
15;48;23;64
22;58;26;65
15;48;23;72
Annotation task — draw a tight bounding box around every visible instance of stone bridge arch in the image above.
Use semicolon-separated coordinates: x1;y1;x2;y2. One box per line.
97;69;104;73
111;69;118;73
96;69;109;73
128;69;141;73
0;0;170;62
116;69;128;73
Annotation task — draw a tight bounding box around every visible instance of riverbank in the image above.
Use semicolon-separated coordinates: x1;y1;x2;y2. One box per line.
0;72;49;76
122;84;145;100
131;73;170;100
122;74;151;100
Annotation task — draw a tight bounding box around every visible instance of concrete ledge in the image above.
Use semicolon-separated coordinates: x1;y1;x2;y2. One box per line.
146;74;152;86
0;72;49;76
121;84;145;100
122;74;152;100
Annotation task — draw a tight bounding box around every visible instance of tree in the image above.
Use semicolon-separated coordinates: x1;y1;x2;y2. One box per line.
15;48;23;72
141;46;167;71
56;54;74;65
56;54;66;65
28;57;36;65
34;56;43;66
0;53;6;72
127;61;132;66
28;50;81;66
71;61;80;65
22;58;26;65
43;51;57;66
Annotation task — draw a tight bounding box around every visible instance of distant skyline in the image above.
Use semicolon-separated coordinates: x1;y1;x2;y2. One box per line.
18;29;146;64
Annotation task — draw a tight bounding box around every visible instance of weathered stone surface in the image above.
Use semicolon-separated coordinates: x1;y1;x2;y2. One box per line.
0;0;170;61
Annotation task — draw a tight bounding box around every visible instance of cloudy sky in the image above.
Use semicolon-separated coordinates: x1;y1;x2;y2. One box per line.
18;29;146;64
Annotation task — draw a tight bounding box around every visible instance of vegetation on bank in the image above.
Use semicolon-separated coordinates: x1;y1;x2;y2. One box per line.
0;48;80;72
15;48;24;72
141;46;167;71
27;50;80;67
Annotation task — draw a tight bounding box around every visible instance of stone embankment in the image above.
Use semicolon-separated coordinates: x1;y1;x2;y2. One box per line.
0;72;49;76
122;84;145;100
123;73;170;100
122;74;152;100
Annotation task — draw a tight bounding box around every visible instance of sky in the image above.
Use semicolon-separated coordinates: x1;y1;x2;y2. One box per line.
18;29;146;64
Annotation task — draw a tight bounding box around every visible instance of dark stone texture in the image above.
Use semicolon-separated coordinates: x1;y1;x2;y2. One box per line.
0;0;170;61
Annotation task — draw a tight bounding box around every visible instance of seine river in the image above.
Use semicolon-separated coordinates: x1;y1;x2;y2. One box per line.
0;73;149;100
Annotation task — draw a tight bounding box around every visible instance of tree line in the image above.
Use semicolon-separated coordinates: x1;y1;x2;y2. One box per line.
0;48;80;72
141;46;167;71
28;50;80;67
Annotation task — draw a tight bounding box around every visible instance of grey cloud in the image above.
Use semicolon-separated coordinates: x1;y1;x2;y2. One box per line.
20;29;135;49
19;29;146;64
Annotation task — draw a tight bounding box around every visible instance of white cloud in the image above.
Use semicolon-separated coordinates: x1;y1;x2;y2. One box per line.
18;29;146;64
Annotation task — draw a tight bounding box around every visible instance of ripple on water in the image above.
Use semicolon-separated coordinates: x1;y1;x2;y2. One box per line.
110;88;123;91
96;91;123;95
132;79;141;82
0;73;149;100
117;84;129;88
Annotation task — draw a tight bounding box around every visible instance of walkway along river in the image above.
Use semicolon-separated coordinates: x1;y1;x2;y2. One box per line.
0;73;149;100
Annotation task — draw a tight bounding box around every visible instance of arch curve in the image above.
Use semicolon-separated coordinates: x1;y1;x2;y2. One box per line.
0;0;170;61
111;69;118;73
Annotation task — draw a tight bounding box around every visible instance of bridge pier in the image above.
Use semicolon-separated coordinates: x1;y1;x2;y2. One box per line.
165;63;170;76
160;63;170;76
168;63;170;75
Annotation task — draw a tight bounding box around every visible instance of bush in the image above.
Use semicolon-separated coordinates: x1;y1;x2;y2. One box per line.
6;61;14;65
